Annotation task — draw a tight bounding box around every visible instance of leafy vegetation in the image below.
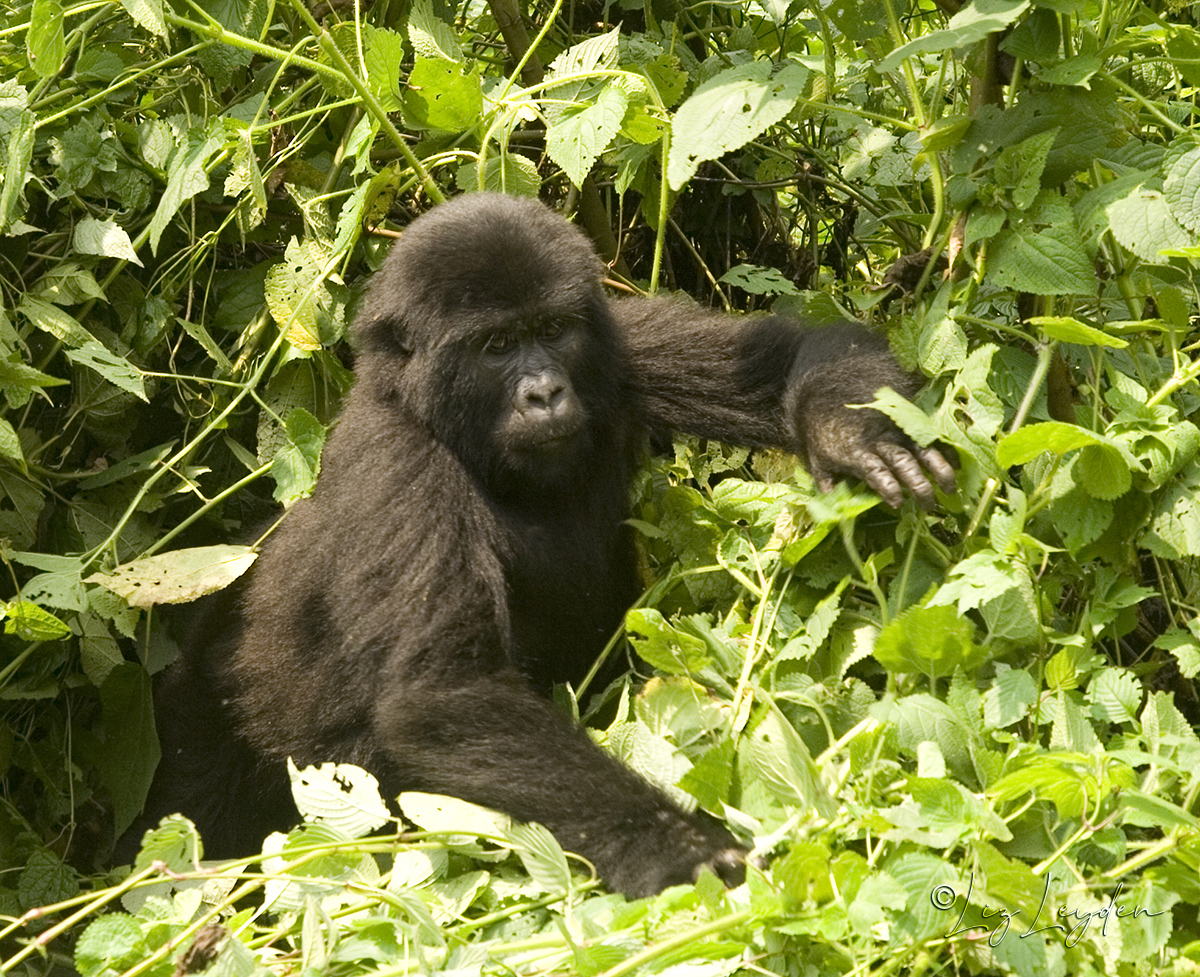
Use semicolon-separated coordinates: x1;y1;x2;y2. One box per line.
1;0;1200;974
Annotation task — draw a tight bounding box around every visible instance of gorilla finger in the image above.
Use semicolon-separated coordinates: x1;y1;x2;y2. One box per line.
696;847;749;888
918;445;958;495
857;452;907;508
876;443;936;509
809;460;837;495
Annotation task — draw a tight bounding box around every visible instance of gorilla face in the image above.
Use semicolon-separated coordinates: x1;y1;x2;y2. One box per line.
483;317;587;452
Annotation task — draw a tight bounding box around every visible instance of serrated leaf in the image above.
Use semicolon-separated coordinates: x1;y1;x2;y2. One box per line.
19;848;78;909
457;154;542;196
668;61;807;190
407;0;462;60
1087;668;1140;723
547;84;628;189
118;0;166;36
1107;182;1195;262
1163;143;1200;233
403;58;482;132
288;760;390;837
2;599;71;640
75;913;145;977
86;544;257;608
744;707;833;814
874;602;983;679
17;294;92;346
265;237;339;351
988;215;1096;295
719;263;800;295
1078;442;1132;499
503;821;573;893
65;341;148;401
626;608;711;674
271;407;326;506
148;122;224;254
1144;463;1200;558
983;667;1038;728
364;26;405;111
73;216;143;266
997;421;1104;466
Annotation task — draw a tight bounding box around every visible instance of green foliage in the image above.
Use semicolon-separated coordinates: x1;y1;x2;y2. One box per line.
0;0;1199;975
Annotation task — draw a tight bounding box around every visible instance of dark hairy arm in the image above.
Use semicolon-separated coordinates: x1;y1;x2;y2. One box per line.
613;296;956;507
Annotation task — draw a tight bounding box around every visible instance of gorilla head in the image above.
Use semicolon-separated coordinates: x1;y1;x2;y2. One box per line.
355;195;627;496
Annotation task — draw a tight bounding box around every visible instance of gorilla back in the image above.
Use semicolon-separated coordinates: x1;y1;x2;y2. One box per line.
126;193;954;897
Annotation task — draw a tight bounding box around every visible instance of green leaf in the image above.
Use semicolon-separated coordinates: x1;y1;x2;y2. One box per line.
743;707;833;814
504;821;573;893
1144;463;1200;558
147;121;224;254
73;216;143;266
363;26;406;111
625;608;712;675
668;61;807;190
98;663;160;836
265;237;341;351
1078;442;1133;499
878;0;1030;72
873;602;982;679
271;407;326;505
64;341;148;401
17;294;92;346
1163;142;1200;234
547;84;629;189
117;0;166;36
1107;182;1195;263
0;416;23;464
1087;669;1140;723
27;0;65;78
982;667;1038;728
288;760;390;838
398;792;510;839
403;57;482;132
19;848;78;909
997;421;1104;466
1029;315;1128;348
75;913;146;977
407;0;462;60
457;154;542;196
718;263;800;296
86;544;258;608
2;599;70;640
987;194;1096;294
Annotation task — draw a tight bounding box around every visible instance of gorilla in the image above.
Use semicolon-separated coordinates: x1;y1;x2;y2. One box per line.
124;193;954;896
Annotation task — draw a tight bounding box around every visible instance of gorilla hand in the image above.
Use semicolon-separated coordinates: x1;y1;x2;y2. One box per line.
783;325;956;509
795;401;957;509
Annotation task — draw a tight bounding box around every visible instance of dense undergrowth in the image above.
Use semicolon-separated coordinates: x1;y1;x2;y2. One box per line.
1;0;1200;974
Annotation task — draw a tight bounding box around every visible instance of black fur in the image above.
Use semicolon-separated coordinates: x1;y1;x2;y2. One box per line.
121;194;953;896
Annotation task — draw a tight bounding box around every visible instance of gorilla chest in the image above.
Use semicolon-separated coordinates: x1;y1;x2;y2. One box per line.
500;515;638;688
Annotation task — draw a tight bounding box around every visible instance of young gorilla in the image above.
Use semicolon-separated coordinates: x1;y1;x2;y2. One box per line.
129;193;955;897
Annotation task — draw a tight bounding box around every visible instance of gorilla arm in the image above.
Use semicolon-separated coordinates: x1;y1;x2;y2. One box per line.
613;297;956;508
373;663;744;897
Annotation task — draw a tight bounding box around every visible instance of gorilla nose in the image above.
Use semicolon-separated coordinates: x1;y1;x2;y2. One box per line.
516;375;566;413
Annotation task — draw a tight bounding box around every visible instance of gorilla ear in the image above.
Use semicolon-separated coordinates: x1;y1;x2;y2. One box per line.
356;313;412;359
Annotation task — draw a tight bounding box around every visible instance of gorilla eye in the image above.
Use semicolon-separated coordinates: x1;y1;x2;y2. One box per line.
539;321;565;340
484;332;517;354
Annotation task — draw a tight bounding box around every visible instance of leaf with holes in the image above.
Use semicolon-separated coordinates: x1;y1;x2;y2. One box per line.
86;545;257;608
